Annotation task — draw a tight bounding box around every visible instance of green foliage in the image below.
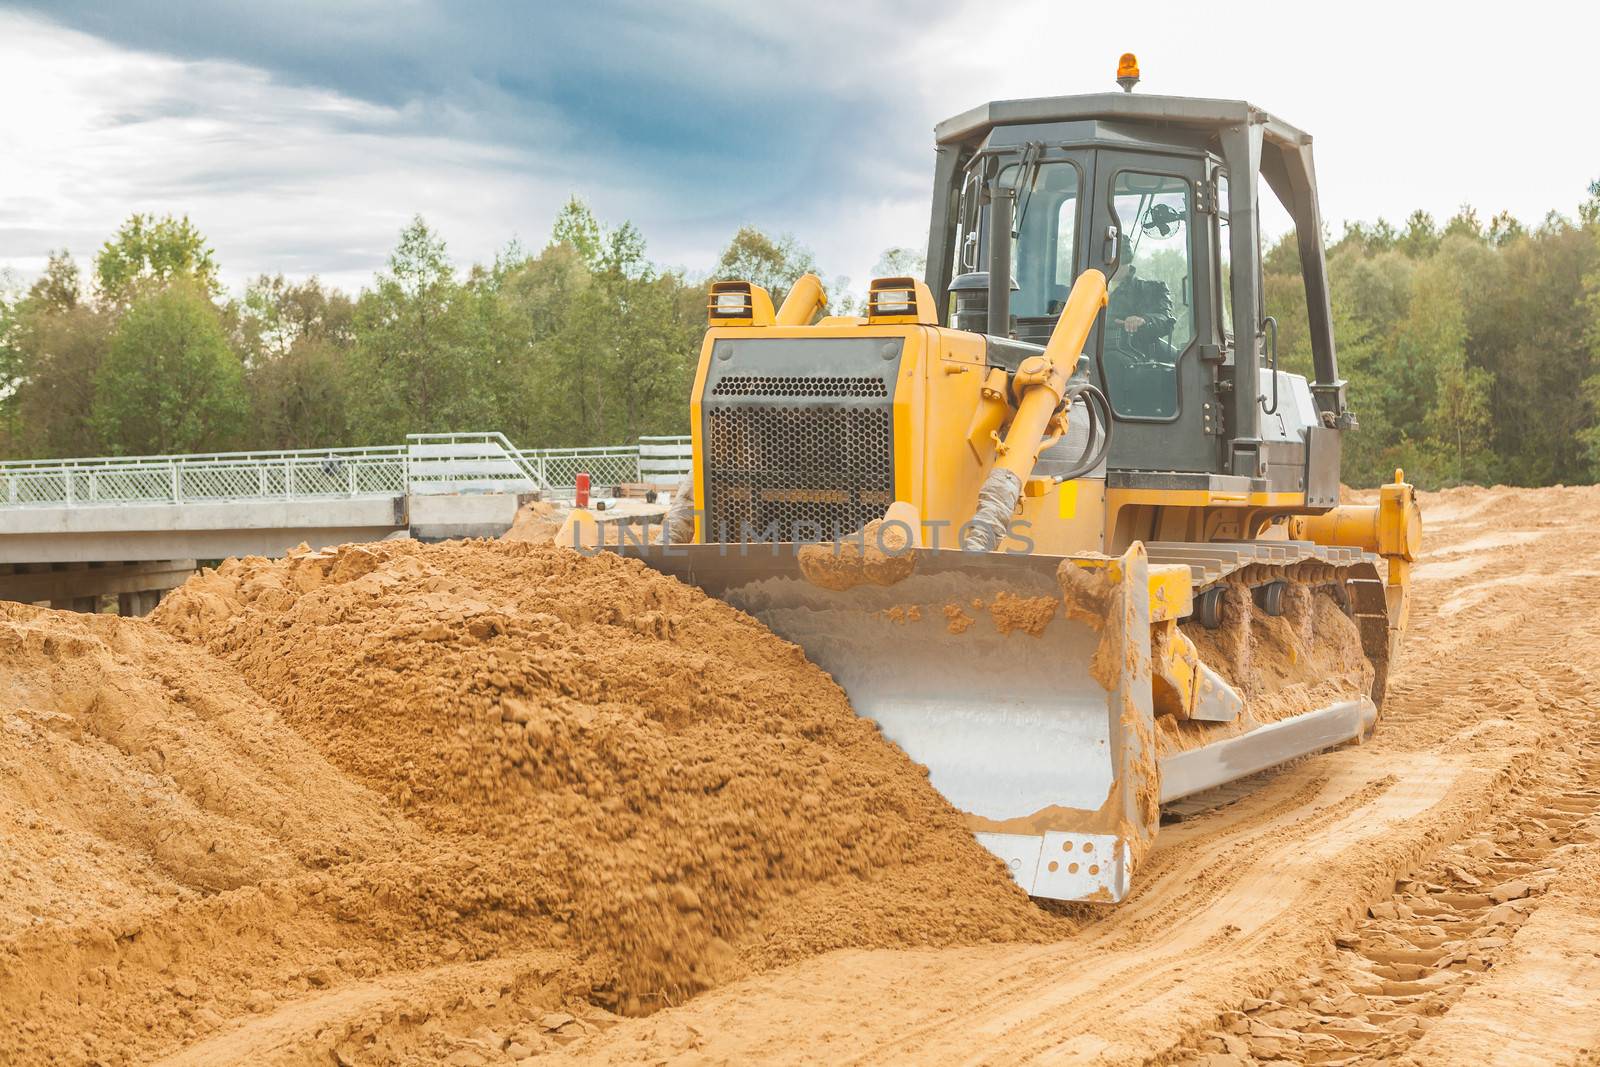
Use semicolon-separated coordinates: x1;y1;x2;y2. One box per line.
344;216;488;442
1266;182;1600;488
95;214;220;306
91;278;246;454
0;252;115;456
551;196;605;268
237;275;356;448
479;204;703;445
10;189;1600;500
1582;179;1600;229
2;205;729;460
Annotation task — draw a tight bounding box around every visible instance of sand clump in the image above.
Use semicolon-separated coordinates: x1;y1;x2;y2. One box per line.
503;499;563;543
796;518;917;591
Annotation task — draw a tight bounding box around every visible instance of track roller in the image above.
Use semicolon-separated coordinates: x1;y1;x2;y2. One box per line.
1197;586;1225;629
1254;580;1288;617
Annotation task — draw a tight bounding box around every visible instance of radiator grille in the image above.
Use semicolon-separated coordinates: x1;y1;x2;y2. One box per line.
711;375;889;398
705;404;893;541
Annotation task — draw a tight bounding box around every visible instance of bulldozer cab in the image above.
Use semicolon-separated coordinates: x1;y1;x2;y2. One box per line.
927;94;1350;504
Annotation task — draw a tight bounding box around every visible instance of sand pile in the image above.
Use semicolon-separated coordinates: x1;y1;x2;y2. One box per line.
155;540;1056;1012
1;540;1060;1062
503;500;562;543
1167;584;1373;753
0;601;424;1064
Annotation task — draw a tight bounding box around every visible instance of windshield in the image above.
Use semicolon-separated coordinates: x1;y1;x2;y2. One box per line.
964;159;1082;321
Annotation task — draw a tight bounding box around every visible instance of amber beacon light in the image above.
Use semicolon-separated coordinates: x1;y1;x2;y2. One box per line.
1117;53;1140;92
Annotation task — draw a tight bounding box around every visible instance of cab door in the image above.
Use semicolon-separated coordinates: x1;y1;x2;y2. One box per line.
1085;150;1221;474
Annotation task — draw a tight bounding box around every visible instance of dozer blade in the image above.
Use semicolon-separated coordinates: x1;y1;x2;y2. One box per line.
614;540;1161;903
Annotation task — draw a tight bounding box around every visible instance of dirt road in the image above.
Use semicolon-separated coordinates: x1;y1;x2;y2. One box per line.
542;484;1600;1066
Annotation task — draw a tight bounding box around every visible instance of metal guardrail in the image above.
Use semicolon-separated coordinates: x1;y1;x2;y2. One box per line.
0;445;409;508
407;432;544;496
0;433;694;508
637;435;693;483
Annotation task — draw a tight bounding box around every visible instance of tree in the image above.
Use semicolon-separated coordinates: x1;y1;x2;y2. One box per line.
238;275;356;448
95;214;221;307
1442;206;1484;243
550;196;605;268
1397;210;1440;259
91;279;247;455
29;251;83;312
346;216;486;441
0;253;114;457
477;200;704;448
0;286;22;450
1581;178;1600;229
713;227;818;307
1487;210;1526;247
1427;351;1494;484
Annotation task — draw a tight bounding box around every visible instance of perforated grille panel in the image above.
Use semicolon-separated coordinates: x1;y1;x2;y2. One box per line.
705;405;892;541
711;375;889;398
700;338;900;543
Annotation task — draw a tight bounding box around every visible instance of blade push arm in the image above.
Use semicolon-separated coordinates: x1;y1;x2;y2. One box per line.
964;269;1108;551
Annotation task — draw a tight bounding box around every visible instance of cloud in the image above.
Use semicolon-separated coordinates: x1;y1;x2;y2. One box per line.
2;0;1595;304
0;2;953;296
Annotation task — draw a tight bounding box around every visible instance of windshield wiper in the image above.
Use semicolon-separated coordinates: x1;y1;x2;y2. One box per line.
1011;142;1044;238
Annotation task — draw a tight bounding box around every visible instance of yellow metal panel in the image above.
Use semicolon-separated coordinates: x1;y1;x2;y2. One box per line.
1058;479;1080;519
1146;563;1194;623
687;331;715;543
1008;478;1105;554
892;328;923;517
1106;488;1308;509
916;327;989;547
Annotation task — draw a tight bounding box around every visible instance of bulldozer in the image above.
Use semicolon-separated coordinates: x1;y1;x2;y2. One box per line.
572;57;1421;904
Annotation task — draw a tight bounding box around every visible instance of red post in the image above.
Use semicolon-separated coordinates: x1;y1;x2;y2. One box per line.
575;471;590;507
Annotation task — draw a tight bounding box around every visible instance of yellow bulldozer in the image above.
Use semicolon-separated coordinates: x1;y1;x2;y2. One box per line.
577;58;1421;903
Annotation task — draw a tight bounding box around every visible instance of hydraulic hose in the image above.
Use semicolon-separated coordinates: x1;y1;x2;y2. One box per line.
1055;381;1112;481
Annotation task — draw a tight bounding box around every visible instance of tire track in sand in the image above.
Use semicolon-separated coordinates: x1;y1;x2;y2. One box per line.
1158;486;1600;1065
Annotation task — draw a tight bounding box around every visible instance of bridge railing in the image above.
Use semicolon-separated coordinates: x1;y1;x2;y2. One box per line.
406;432;544;496
0;445;410;508
0;433;693;508
519;446;641;499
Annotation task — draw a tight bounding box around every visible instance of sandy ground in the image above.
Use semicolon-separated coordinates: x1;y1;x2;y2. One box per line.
3;483;1598;1065
536;484;1600;1066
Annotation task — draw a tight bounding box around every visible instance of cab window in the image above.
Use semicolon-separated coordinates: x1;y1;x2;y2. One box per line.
985;159;1082;320
960;156;1088;319
1103;172;1194;419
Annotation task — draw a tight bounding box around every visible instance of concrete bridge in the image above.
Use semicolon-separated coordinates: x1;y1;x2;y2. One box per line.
0;432;688;612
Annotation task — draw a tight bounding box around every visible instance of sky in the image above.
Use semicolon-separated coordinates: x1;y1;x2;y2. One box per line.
1;0;1595;301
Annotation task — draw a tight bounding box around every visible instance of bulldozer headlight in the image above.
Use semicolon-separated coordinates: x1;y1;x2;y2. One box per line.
706;280;775;327
866;276;937;325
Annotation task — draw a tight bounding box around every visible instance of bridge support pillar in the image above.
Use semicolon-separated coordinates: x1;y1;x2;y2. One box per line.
1;561;196;614
116;589;165;617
